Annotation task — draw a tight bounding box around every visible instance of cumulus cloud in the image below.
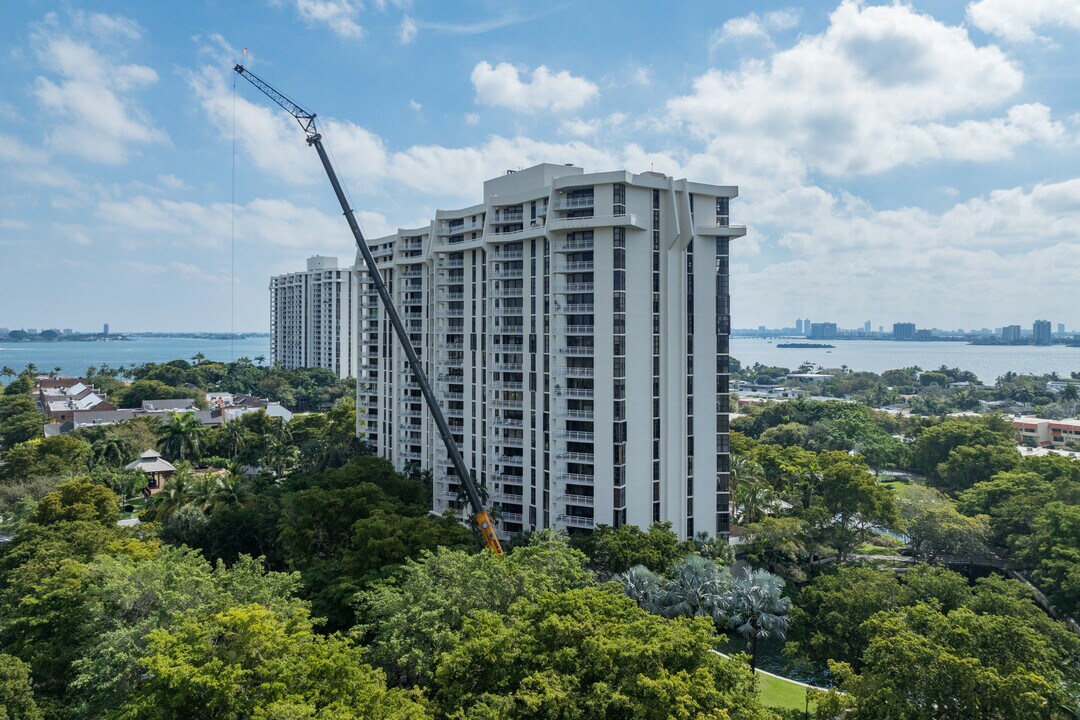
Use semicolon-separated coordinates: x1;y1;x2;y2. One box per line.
967;0;1080;42
672;1;1041;179
399;15;417;43
732;178;1080;327
30;11;166;164
292;0;363;39
471;61;599;113
712;8;802;46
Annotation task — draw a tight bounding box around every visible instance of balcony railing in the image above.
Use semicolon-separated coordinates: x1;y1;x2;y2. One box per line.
555;238;595;252
554;282;594;293
558;493;595;506
555;196;594;210
496;455;525;466
555;429;595;441
555;472;594;483
499;511;524;523
492;417;524;428
556;366;594;378
553;387;594;398
557;346;594;356
554;261;594;273
555;450;595;463
556;514;596;528
558;325;595;335
490;268;524;279
553;303;593;314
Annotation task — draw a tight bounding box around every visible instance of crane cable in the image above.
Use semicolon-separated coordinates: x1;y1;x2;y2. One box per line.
230;68;237;361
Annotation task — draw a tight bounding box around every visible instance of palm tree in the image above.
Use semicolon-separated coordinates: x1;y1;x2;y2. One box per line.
92;436;132;468
794;465;823;511
254;355;266;365
658;554;728;620
85;365;97;379
157;412;207;463
51;366;62;378
0;367;14;380
736;473;775;525
264;439;298;477
211;466;254;510
24;363;37;377
1063;383;1080;402
723;568;792;672
621;565;664;614
191;353;206;365
220;420;247;459
149;466;196;521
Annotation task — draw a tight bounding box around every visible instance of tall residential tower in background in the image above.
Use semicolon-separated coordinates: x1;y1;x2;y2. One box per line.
269;256;358;378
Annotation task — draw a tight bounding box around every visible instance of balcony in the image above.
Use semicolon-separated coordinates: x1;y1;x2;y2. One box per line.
437;342;464;351
436;309;465;318
547;213;646;232
399;449;422;461
439;391;464;401
490;397;523;409
492;417;524;428
554;282;594;293
490;268;524;280
555;196;594;210
554;472;594;483
554;238;594;252
491;474;524;487
555;429;594;442
499;511;524;524
492;211;524;223
437;218;484;236
558;493;595;506
491;491;524;504
557;325;595;335
556;409;594;420
555;450;595;463
694;222;747;238
553;303;593;314
492;363;524;372
493;249;524;260
493;380;524;391
553;386;594;399
491;287;523;298
556;514;596;529
439;292;464;301
496;455;525;466
491;343;524;353
495;435;525;448
557;346;594;356
556;366;594;378
554;261;594;273
438;258;465;269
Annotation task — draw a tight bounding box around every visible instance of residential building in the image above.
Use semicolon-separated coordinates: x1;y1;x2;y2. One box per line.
269;255;359;378
808;322;837;340
35;377;114;422
1003;324;1022;342
1058;323;1065;335
803;318;811;335
355;163;743;540
1014;417;1080;449
893;322;915;341
1033;319;1051;345
795;319;803;334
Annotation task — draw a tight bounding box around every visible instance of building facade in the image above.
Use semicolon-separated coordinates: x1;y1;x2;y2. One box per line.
269;256;358;378
1033;319;1051;345
355;164;743;540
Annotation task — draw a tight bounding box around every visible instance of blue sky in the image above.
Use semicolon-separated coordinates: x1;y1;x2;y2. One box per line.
1;0;1079;332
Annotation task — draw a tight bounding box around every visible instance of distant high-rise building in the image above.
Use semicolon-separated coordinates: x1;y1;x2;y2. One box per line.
893;322;916;341
795;319;803;334
809;322;837;340
878;325;884;333
1003;324;1022;342
27;328;38;335
1057;323;1065;335
1033;319;1051;345
863;320;871;333
269;256;358;379
803;318;811;337
103;323;109;336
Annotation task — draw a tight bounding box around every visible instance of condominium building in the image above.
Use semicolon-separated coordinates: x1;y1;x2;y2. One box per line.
1033;319;1051;345
269;256;358;378
355;163;744;540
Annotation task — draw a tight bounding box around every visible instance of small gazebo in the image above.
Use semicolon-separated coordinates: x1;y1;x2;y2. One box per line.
125;450;176;494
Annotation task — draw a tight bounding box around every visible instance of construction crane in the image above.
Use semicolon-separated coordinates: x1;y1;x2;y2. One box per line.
234;64;503;555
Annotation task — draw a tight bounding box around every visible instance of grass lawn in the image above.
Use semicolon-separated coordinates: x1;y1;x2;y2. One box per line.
758;671;816;712
879;478;910;491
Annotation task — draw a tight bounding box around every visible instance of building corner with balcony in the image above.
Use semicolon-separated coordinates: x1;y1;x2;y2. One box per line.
351;163;744;542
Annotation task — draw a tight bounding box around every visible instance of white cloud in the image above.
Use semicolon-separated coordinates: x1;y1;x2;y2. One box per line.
409;99;422;112
967;0;1080;42
292;0;363;39
30;12;165;164
399;15;417;43
675;1;1034;179
712;7;802;46
157;174;186;190
464;112;480;126
734;178;1080;327
471;61;598;113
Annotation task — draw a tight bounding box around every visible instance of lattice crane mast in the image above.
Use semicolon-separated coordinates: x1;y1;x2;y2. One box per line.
234;64;503;555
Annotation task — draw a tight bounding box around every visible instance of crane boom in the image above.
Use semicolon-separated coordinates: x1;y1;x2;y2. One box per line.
234;64;502;555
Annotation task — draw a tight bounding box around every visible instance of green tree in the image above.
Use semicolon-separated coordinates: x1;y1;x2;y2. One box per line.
433;585;772;720
357;534;593;687
0;653;43;720
723;568;792;672
740;516;811;582
935;443;1020;494
157;411;208;463
113;379;197;409
29;476;120;526
573;521;693;575
120;604;429;720
909;415;1016;480
896;484;988;563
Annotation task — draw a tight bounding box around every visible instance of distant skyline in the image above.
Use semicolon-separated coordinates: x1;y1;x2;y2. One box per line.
2;1;1080;331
